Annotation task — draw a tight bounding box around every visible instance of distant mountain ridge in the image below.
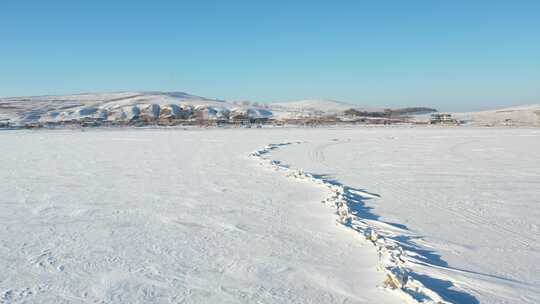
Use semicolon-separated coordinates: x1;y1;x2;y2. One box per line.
1;91;537;127
0;91;411;125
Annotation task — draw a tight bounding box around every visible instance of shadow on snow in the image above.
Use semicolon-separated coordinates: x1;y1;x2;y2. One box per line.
311;173;480;304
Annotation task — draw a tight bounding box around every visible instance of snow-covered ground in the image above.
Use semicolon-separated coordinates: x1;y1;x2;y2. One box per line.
1;127;539;303
454;104;540;127
268;127;540;303
0;129;404;304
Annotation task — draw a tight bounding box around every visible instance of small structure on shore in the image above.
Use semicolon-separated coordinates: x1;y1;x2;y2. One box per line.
430;113;458;125
0;119;10;127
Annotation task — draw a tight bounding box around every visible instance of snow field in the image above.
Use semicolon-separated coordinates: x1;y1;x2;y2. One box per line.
2;126;538;303
0;129;403;304
268;127;540;303
251;142;448;303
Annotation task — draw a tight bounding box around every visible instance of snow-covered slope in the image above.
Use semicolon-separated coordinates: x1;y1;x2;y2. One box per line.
0;91;274;125
3;93;362;125
454;104;540;126
269;99;381;119
271;99;356;112
0;93;416;126
3;91;537;127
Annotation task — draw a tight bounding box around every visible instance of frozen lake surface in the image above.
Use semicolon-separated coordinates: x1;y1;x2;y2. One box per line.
1;127;539;303
269;127;540;303
0;129;402;304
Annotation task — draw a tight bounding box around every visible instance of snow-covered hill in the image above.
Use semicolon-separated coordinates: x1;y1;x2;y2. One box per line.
0;91;272;126
454;104;540;126
2;91;537;127
0;93;401;126
271;99;357;112
269;99;383;119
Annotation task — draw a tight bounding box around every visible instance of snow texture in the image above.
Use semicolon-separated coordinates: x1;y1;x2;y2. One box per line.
1;127;538;304
267;127;540;304
0;129;404;304
250;142;448;303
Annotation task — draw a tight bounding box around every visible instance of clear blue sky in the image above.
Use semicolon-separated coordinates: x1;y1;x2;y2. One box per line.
1;1;539;111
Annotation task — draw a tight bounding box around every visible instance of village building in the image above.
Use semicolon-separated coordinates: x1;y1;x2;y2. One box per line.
430;113;458;125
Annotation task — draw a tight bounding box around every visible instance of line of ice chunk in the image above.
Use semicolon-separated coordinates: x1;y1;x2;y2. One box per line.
250;142;449;304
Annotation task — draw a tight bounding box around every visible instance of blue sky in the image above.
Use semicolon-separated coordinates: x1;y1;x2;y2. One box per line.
1;1;539;111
